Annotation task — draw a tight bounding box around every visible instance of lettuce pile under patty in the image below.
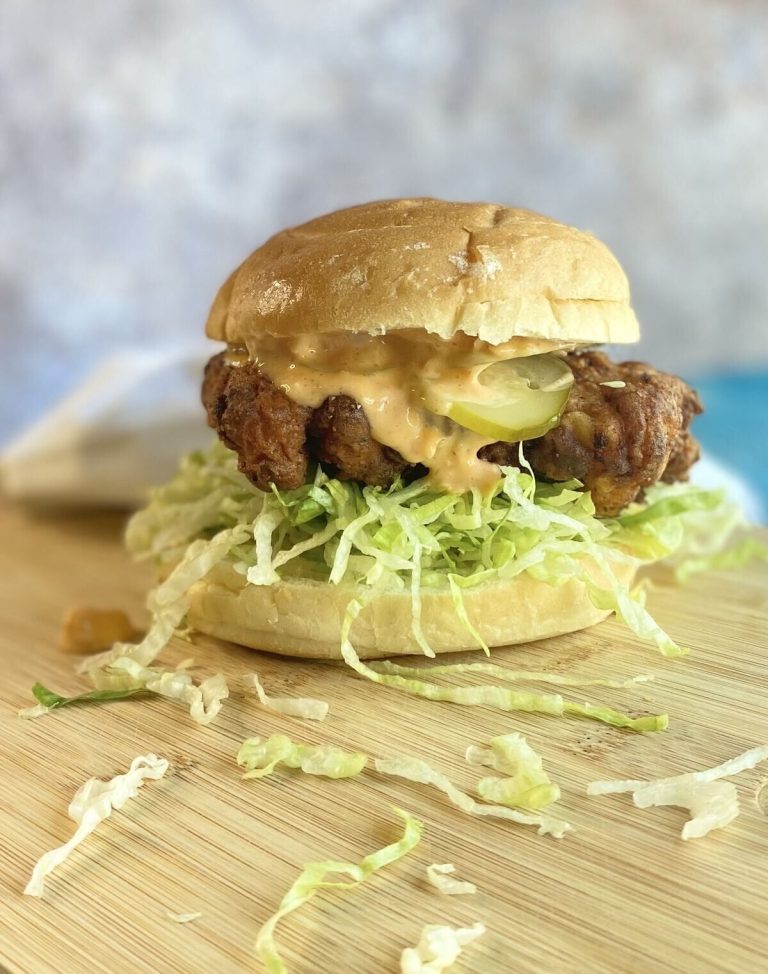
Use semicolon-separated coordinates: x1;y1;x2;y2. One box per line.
124;439;749;661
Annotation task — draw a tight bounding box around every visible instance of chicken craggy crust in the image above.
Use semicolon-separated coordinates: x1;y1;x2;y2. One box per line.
202;350;701;517
523;351;701;515
308;395;412;486
202;354;311;489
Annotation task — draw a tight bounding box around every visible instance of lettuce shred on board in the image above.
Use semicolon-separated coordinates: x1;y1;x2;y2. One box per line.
21;661;229;726
371;660;654;690
245;673;329;721
256;808;422;974
374;754;571;838
91;659;228;725
587;745;768;839
400;922;485;973
426;863;477;896
341;610;667;733
24;754;169;897
465;733;560;810
237;734;367;780
124;440;754;671
19;681;150;719
238;738;569;838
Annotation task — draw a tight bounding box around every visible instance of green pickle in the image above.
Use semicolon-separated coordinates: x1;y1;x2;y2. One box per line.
442;353;573;442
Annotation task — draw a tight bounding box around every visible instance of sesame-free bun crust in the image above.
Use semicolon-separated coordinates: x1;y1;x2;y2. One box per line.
185;557;638;659
206;198;639;348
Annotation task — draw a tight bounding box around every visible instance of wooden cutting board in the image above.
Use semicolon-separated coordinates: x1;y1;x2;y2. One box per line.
0;498;767;974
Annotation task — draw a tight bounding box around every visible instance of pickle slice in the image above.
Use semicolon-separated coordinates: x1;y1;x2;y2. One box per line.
444;354;573;442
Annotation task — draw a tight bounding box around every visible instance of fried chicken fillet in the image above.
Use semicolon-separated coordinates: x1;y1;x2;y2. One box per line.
202;349;701;517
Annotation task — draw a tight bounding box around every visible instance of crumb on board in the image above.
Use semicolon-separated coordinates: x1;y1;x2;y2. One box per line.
59;606;141;654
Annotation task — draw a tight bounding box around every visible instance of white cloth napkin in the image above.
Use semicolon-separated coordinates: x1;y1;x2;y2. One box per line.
0;345;212;508
1;347;764;521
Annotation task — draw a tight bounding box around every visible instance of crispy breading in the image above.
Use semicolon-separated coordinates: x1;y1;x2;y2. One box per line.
202;352;311;490
308;395;409;486
524;351;702;515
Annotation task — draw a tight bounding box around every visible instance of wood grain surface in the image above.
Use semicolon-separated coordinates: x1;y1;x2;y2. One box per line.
0;499;766;974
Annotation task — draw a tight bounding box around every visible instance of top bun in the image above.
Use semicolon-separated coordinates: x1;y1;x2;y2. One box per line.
206;198;639;347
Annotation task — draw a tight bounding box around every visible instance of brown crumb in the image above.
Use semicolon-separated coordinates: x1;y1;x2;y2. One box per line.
59;607;142;655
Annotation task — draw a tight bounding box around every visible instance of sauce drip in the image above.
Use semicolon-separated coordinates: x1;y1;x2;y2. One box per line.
242;331;571;494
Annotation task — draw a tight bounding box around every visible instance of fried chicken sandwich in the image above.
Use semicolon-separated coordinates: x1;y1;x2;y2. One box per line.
128;199;724;662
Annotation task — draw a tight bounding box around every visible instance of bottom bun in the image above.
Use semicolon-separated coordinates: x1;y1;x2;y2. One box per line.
185;557;638;660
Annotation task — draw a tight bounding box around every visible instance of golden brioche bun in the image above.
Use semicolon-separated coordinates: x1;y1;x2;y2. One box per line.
184;557;638;660
206;198;638;348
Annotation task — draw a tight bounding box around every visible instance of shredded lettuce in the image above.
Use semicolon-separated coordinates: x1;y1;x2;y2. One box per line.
19;681;149;718
611;481;765;584
237;734;367;780
60;525;246;725
237;733;568;834
400;922;486;973
673;537;768;584
256;808;422;973
341;615;666;733
465;733;560;810
24;754;169;896
371;660;653;689
374;755;571;838
587;745;768;839
94;659;229;725
91;658;227;724
126;441;752;665
426;863;477;896
80;524;252;677
246;673;329;721
22;662;228;725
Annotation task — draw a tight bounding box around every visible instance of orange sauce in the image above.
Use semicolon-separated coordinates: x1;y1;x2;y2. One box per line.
241;331;568;493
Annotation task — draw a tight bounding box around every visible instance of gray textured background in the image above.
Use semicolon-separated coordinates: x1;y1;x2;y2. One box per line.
1;0;767;440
